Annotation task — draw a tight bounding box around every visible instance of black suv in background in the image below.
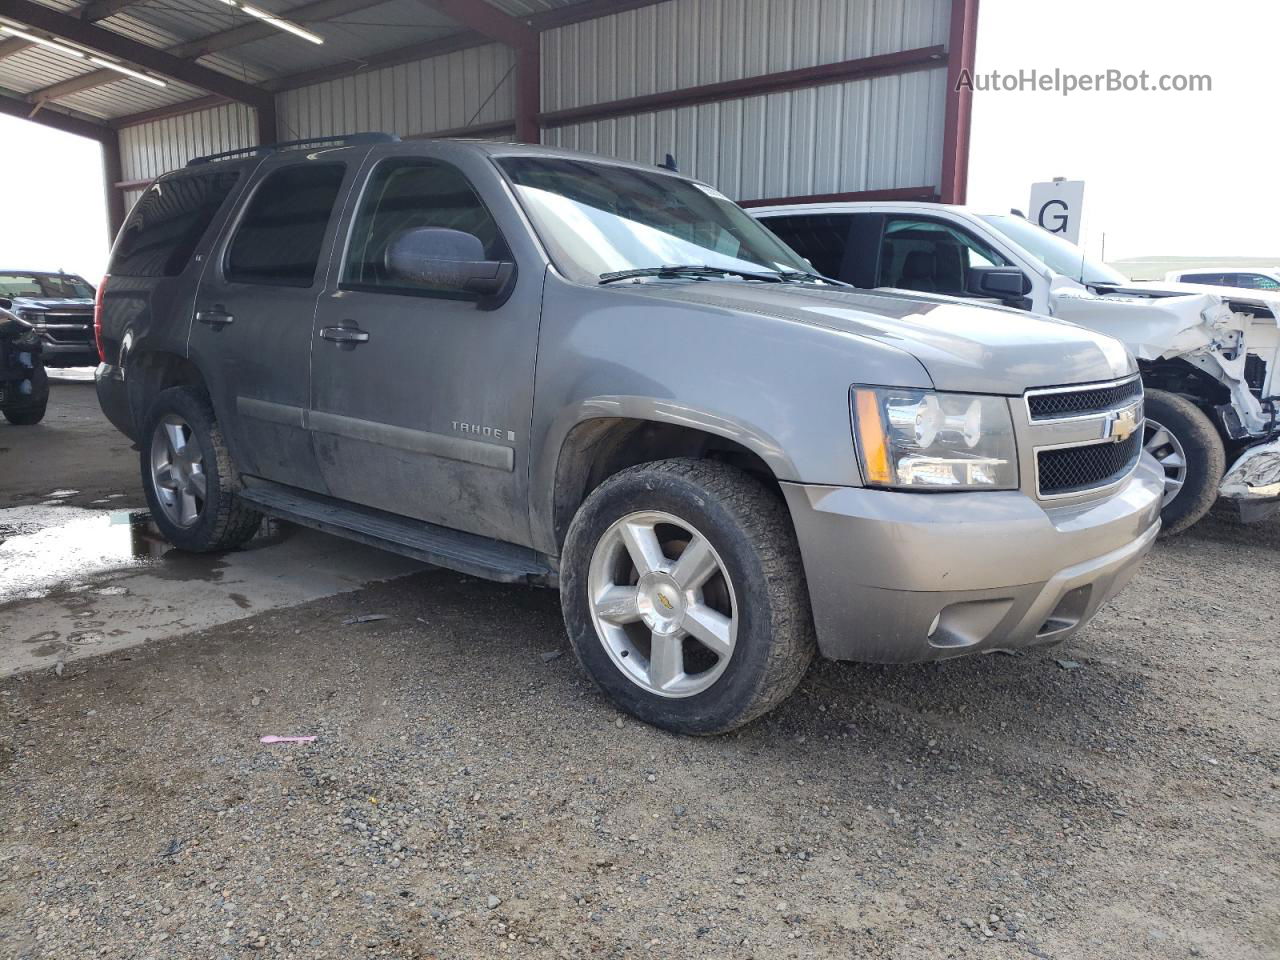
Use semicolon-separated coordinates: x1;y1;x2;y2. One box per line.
0;271;98;367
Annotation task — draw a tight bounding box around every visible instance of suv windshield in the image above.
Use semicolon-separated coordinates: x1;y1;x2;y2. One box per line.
0;273;94;299
496;157;814;283
980;215;1128;286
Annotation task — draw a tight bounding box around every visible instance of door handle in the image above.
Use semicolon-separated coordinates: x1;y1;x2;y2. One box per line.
196;308;234;327
320;325;370;345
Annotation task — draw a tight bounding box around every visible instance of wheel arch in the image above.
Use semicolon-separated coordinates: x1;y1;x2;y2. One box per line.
544;406;794;553
1138;357;1232;411
125;350;212;437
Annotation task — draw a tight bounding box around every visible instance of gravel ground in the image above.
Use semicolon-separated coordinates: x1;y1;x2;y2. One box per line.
0;386;1277;959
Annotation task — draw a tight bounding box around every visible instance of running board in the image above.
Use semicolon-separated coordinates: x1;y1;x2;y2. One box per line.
238;480;555;586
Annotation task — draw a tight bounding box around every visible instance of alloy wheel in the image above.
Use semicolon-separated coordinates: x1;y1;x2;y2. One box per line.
150;414;207;528
1144;417;1188;507
586;510;737;698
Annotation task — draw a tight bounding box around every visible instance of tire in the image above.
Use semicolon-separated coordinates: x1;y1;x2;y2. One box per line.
1143;388;1225;537
560;458;815;735
140;386;262;552
2;364;49;425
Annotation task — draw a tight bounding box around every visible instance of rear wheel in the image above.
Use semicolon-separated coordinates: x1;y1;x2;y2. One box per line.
561;459;815;735
1143;388;1225;536
1;364;49;425
140;386;262;552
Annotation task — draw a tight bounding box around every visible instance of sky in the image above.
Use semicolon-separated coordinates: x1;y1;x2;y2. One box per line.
0;0;1275;279
0;114;110;282
966;0;1280;263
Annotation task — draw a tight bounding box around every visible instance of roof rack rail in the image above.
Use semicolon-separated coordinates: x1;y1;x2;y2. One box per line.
187;132;400;166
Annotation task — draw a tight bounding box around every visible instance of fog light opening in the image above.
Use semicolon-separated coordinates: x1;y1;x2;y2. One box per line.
928;598;1015;650
1035;585;1092;639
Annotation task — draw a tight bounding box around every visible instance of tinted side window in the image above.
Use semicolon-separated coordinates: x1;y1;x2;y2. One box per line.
879;218;1008;296
226;163;345;287
759;215;852;279
110;171;240;277
1241;273;1280;290
342;158;509;297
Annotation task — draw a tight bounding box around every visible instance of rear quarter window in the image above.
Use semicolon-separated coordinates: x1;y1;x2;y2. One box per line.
110;171;240;277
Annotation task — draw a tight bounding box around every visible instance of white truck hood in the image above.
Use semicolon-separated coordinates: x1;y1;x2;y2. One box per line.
1048;276;1250;362
1047;275;1275;437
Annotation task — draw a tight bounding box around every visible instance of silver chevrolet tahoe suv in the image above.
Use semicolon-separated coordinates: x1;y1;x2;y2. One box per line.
95;134;1163;734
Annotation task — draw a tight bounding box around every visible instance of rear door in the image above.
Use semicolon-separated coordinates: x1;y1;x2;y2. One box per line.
307;149;542;545
101;165;248;375
191;152;364;492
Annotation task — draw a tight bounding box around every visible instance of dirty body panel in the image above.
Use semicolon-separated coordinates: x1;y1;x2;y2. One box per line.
96;140;1162;668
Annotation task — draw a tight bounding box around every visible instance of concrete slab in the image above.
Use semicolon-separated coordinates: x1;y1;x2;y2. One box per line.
0;381;424;677
0;505;422;677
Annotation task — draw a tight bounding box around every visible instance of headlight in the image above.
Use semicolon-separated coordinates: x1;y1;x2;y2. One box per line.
851;387;1018;490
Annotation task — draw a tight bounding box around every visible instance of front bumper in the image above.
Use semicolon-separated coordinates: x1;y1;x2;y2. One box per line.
37;337;98;367
782;455;1164;663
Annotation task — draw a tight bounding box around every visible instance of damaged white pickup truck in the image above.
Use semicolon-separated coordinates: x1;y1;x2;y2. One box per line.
753;202;1280;534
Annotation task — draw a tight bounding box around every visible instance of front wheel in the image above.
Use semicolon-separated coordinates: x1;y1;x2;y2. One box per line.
560;459;815;735
1143;389;1225;537
2;364;49;425
140;386;262;552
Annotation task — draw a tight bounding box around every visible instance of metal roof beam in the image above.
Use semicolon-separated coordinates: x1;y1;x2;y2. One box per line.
0;0;143;63
78;0;150;21
419;0;533;50
0;0;272;108
24;0;386;104
262;28;489;92
110;94;231;129
169;0;386;59
525;0;670;30
0;87;110;141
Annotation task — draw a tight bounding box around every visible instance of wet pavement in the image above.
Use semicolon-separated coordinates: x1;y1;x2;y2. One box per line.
0;376;421;677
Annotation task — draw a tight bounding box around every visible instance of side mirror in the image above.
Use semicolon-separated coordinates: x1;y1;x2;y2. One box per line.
0;297;11;310
385;227;515;307
967;266;1032;300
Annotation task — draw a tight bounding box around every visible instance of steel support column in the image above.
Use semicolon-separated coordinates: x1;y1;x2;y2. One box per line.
941;0;980;205
101;131;125;242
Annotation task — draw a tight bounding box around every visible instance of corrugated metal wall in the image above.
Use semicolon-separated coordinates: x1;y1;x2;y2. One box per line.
540;0;950;201
115;0;951;208
118;102;258;209
277;43;517;141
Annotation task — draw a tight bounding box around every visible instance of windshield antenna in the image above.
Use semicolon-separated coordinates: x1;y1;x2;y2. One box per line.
657;153;678;172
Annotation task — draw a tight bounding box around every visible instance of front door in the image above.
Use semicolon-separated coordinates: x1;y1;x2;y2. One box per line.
308;153;541;545
191;154;363;492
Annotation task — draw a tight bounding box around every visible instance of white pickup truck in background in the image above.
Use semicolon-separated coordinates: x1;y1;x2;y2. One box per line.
752;202;1280;535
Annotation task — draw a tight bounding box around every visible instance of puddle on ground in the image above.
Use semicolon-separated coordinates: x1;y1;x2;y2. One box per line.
0;506;283;605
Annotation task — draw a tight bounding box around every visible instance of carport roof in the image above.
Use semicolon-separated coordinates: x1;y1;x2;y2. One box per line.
0;0;605;124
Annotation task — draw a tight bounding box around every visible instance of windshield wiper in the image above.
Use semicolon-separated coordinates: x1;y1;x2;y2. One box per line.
774;269;843;285
598;264;785;285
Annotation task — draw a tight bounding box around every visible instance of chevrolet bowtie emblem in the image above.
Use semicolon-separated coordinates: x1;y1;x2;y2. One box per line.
1108;406;1140;443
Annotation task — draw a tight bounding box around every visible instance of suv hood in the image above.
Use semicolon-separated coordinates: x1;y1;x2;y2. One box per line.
630;283;1134;394
9;297;94;312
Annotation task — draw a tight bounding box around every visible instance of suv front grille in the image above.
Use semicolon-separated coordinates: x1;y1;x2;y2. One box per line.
1027;377;1143;420
36;312;93;344
1037;433;1143;496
